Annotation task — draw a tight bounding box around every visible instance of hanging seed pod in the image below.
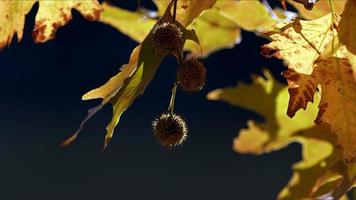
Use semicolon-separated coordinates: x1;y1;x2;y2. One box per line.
150;22;184;56
177;56;207;92
152;113;188;147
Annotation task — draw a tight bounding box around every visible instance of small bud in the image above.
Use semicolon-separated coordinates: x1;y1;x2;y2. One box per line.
151;22;184;56
152;113;188;147
177;57;207;92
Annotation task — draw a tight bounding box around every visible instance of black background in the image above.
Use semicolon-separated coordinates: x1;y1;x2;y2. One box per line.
0;1;348;199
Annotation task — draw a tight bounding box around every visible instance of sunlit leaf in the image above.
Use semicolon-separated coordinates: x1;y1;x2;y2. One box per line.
283;52;356;163
339;0;356;55
261;14;337;75
207;71;355;198
0;0;102;48
287;0;346;19
213;0;276;32
154;0;216;26
63;1;199;149
99;2;156;42
207;70;320;156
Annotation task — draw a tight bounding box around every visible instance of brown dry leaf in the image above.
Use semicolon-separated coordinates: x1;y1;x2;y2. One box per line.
261;14;338;75
154;0;216;26
287;0;346;19
339;0;356;55
283;50;356;163
0;0;102;48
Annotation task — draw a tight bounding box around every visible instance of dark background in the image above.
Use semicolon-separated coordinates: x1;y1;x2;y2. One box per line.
0;1;343;199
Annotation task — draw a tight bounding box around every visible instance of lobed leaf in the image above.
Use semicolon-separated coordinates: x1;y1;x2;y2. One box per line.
0;0;102;48
261;14;338;75
207;71;355;198
287;0;346;20
63;1;199;149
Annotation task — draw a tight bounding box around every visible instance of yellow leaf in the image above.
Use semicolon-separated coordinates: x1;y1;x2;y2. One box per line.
154;0;216;26
0;0;102;48
283;54;356;163
262;14;338;75
287;0;346;19
63;1;199;149
185;9;241;57
339;0;356;55
207;71;355;198
98;2;156;43
213;0;276;32
208;70;320;155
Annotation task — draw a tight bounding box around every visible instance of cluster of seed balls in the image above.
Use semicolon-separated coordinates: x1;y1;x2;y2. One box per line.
150;20;207;148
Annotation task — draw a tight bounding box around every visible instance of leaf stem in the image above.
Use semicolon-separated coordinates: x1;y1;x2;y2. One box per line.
167;82;178;115
173;0;178;21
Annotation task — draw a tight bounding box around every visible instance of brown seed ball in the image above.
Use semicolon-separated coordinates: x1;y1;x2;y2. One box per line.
151;22;184;55
177;57;207;92
152;113;188;147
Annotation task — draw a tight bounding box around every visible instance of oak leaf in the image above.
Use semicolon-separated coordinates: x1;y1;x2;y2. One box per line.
0;0;102;48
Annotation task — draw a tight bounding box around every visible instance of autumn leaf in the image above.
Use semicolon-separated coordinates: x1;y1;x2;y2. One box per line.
213;0;276;32
287;0;346;20
283;53;356;163
338;0;356;55
63;1;199;149
207;71;355;199
0;0;102;48
278;128;355;200
154;0;216;26
207;70;320;156
98;2;156;43
261;14;337;75
184;8;241;57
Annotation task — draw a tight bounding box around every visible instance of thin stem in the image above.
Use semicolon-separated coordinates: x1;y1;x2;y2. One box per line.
137;0;141;11
173;0;178;21
167;82;178;115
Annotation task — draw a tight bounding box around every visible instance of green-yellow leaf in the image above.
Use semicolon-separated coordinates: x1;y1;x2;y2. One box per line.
154;0;216;26
63;1;199;149
213;0;276;32
99;2;155;43
207;71;355;198
0;0;102;48
207;70;320;155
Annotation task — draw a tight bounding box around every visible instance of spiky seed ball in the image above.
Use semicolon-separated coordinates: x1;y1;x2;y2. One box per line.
177;57;207;92
152;113;188;147
151;22;184;55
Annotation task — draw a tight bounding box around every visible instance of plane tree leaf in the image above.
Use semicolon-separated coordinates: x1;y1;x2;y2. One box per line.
207;70;319;155
207;71;355;199
0;0;102;48
154;0;216;26
62;1;199;149
283;52;356;163
287;0;346;20
261;14;338;75
338;0;356;54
